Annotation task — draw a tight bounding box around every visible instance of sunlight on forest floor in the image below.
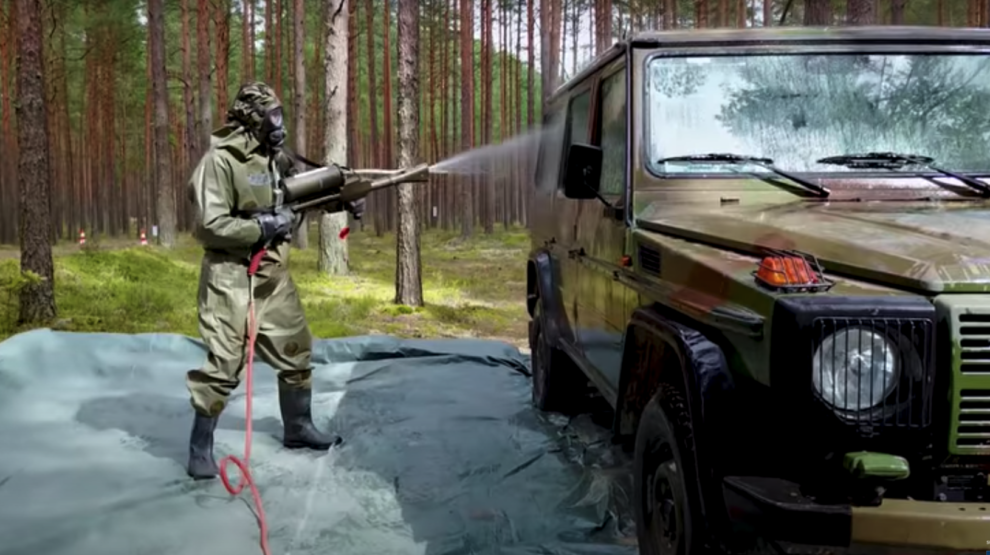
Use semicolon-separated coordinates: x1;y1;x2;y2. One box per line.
0;227;530;348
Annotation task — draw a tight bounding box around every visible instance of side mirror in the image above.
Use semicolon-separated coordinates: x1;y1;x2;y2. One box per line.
562;143;602;200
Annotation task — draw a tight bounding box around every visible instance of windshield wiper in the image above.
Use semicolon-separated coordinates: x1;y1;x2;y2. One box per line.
817;152;990;197
657;153;830;198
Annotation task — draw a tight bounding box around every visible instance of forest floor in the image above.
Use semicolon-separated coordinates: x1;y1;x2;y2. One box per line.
0;226;531;349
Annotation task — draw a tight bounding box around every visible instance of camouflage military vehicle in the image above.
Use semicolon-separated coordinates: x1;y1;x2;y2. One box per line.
526;26;990;554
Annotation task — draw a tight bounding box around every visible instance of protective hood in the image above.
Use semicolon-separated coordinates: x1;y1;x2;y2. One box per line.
206;123;265;161
226;81;286;150
639;201;990;293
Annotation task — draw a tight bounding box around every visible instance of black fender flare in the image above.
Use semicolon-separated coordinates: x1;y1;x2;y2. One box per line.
527;249;573;347
614;308;735;525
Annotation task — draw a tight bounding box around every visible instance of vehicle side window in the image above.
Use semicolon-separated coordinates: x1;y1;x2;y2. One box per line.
535;108;566;193
599;69;627;197
559;89;591;190
566;89;592;147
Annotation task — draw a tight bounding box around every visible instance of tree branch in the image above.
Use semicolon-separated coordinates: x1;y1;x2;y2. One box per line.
167;70;191;89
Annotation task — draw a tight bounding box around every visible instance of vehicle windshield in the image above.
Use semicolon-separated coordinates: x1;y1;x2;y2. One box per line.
646;52;990;177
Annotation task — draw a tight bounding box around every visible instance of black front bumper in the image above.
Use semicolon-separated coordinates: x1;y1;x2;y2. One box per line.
722;476;990;553
723;476;852;546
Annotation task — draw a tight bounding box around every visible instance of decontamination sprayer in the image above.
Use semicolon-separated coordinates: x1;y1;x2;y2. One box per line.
221;160;434;555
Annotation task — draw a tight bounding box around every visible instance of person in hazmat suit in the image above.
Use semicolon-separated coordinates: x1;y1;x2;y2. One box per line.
184;82;364;480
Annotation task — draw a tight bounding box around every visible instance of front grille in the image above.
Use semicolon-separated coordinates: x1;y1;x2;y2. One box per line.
946;304;990;454
955;389;990;449
959;313;990;375
812;317;934;430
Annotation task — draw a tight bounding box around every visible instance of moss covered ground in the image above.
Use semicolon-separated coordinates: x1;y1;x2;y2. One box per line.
0;226;530;348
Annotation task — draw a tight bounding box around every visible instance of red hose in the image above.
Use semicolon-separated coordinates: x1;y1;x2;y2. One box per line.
218;248;271;555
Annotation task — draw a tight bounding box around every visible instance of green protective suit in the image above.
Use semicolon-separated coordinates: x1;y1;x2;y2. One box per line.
185;125;312;418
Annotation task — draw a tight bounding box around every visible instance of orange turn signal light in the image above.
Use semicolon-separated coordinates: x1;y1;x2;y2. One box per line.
756;255;819;287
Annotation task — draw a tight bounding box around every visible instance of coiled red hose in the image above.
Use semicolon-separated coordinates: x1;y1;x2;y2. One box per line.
218;248;271;555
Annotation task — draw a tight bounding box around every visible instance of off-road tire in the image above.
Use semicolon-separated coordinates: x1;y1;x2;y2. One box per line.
633;382;708;555
529;300;587;415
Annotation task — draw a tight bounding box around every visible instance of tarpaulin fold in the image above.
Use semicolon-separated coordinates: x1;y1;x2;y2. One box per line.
0;329;636;555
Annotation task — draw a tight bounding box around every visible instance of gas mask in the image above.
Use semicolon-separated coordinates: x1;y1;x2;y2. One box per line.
256;104;286;151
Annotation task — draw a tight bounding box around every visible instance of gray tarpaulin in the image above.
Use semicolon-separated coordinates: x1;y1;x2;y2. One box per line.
0;329;636;555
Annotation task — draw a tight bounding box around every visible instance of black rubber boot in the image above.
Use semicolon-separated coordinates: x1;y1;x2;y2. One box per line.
278;383;342;450
187;412;219;480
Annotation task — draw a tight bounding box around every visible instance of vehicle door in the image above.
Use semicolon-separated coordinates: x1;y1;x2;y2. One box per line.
551;84;595;357
573;63;631;390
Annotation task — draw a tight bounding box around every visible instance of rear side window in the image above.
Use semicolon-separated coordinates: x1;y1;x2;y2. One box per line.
535;108;566;193
598;69;627;196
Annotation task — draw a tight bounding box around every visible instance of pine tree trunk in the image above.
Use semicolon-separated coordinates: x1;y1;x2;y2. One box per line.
15;0;55;323
150;0;176;248
540;0;550;102
214;0;230;117
804;0;831;24
197;0;212;152
275;0;283;98
319;0;350;275
100;18;117;238
249;0;257;78
182;0;197;177
265;0;273;80
1;0;18;244
441;0;451;230
242;0;253;81
459;0;474;237
515;0;523;225
845;0;875;24
526;0;533;127
144;44;152;233
890;0;906;24
483;0;494;234
291;0;309;249
383;1;394;170
346;0;356;167
55;3;73;238
383;0;395;232
396;0;423;306
596;0;606;52
366;0;383;236
570;0;577;74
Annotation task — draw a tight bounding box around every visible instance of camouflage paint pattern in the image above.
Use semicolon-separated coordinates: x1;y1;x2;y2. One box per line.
529;27;990;549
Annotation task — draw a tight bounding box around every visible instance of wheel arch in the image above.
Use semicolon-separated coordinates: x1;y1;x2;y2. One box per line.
614;307;736;523
527;249;570;346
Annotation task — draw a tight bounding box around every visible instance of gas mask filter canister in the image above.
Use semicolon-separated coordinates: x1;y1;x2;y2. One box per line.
257;104;286;150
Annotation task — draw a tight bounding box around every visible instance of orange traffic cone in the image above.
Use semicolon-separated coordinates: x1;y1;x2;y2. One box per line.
78;229;86;245
139;229;148;246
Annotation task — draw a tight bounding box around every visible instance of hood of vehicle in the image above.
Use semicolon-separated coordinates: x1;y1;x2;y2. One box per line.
637;201;990;293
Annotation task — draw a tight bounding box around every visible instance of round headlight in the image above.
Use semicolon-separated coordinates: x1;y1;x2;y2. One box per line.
812;326;899;411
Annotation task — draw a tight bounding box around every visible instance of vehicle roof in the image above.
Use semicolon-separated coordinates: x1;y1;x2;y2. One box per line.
546;25;990;103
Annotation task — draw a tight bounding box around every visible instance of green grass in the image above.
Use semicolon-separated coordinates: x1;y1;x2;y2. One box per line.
0;226;532;347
